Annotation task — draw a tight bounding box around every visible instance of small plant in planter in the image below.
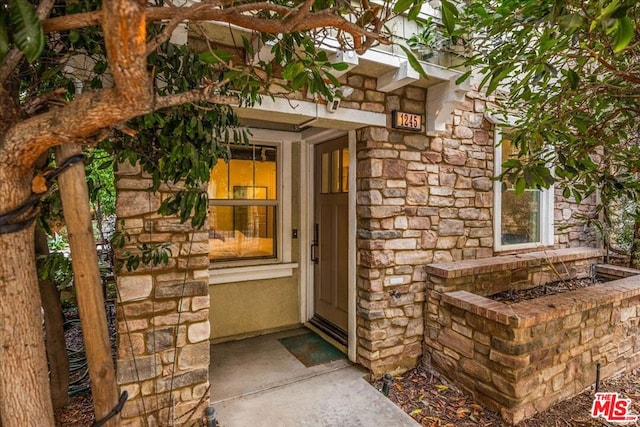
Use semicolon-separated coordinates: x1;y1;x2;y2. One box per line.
406;18;448;60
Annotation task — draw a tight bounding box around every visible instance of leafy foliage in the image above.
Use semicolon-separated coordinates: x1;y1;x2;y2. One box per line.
5;0;433;273
455;0;640;250
0;0;44;63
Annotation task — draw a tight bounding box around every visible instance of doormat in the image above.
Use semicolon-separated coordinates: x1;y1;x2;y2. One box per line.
278;332;346;367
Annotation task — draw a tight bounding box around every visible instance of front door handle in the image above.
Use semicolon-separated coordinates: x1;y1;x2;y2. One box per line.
311;223;319;264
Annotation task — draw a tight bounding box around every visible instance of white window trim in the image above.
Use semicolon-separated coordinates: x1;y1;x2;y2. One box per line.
208;129;300;283
209;262;299;285
492;125;554;252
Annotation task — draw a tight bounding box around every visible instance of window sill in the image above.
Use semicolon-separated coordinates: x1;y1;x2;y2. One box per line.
208;262;299;285
494;242;554;256
494;242;553;253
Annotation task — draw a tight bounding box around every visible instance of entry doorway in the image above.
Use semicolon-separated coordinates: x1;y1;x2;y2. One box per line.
309;136;350;345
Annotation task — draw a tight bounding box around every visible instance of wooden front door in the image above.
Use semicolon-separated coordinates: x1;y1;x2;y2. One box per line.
312;137;349;335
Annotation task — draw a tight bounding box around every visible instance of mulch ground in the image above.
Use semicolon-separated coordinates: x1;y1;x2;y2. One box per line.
490;278;600;304
54;301;115;426
373;365;640;426
55;393;94;426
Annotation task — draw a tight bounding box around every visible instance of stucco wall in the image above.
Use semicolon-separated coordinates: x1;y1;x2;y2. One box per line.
207;141;302;341
209;277;300;340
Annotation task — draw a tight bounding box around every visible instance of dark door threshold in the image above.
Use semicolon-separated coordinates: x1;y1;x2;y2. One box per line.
309;315;348;346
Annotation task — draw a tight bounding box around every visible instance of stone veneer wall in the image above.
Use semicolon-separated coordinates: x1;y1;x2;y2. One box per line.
115;162;211;427
424;252;640;424
554;190;599;248
342;73;599;375
349;75;498;375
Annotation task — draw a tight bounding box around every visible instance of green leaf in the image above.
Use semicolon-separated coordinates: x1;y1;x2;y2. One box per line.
399;45;428;79
515;178;526;195
331;62;349;71
393;0;414;15
440;0;459;37
325;71;341;88
502;159;522;169
612;17;634;52
407;4;421;21
485;66;512;95
8;0;44;63
558;13;585;33
600;0;621;20
572;188;583;203
291;72;307;90
455;70;472;85
283;61;305;82
0;15;9;63
566;69;580;89
199;50;233;64
69;29;80;43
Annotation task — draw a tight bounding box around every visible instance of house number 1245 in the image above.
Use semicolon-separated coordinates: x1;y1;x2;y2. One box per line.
392;110;422;131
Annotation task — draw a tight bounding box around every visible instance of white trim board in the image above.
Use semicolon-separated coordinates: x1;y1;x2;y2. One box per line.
236;97;386;130
209;263;299;284
299;129;357;363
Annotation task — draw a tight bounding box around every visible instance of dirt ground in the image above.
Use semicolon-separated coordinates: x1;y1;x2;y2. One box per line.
374;365;640;426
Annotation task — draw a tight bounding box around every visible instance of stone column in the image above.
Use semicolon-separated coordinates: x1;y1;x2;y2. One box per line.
114;162;211;426
352;83;496;376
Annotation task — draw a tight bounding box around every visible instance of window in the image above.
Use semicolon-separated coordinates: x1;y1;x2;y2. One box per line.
208;144;278;261
321;147;349;194
494;130;554;250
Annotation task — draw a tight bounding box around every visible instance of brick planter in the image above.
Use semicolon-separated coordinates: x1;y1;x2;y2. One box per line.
424;248;640;424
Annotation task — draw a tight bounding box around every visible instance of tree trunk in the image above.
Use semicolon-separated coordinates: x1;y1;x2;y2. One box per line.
55;144;119;426
35;227;70;410
0;170;55;426
630;212;640;268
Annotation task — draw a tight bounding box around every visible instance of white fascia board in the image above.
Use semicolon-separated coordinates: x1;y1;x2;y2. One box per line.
249;128;302;143
359;47;463;83
236;97;386;130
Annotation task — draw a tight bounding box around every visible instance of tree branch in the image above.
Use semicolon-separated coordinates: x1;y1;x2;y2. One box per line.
589;50;640;85
2;80;239;171
154;90;239;110
102;0;151;105
43;3;389;49
285;0;318;29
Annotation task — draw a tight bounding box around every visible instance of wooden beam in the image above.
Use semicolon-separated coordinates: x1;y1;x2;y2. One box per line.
55;144;119;426
329;50;359;77
249;37;278;64
426;77;470;131
376;60;420;92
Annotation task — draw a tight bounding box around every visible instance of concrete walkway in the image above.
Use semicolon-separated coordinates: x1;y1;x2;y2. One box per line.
210;328;419;427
